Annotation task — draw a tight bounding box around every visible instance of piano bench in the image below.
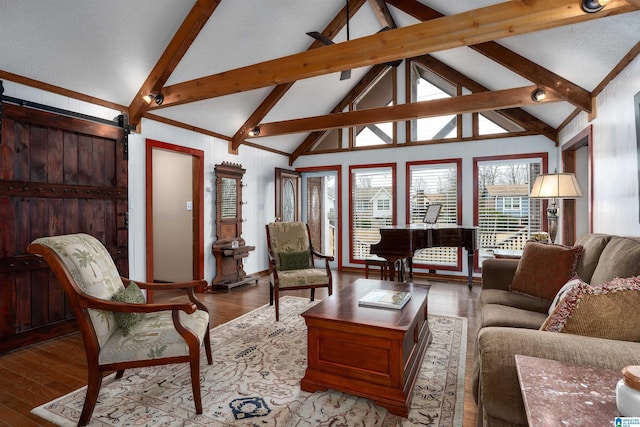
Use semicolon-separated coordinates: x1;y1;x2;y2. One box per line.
365;256;390;280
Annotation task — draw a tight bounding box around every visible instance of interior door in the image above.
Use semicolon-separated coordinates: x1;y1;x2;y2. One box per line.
145;139;205;296
151;148;193;282
0;102;128;353
275;168;301;222
301;170;338;269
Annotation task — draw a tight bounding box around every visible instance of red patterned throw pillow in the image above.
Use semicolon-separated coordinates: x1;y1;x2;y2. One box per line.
510;241;583;301
541;276;640;342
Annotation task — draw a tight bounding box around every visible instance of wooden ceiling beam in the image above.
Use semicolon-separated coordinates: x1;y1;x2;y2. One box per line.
128;0;221;125
256;85;564;137
230;0;368;151
386;0;593;113
412;55;558;142
156;0;636;108
368;0;397;28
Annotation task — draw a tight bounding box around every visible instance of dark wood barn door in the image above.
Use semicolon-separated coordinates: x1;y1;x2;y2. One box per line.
0;103;128;353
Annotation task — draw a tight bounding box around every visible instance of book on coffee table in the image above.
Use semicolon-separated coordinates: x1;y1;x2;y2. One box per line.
358;289;411;310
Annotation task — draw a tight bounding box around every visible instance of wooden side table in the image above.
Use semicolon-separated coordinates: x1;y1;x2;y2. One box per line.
515;355;621;426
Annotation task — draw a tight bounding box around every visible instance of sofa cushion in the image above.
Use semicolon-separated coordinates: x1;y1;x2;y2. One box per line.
590;236;640;285
278;250;311;271
481;289;551;314
574;233;611;283
510;241;583;301
548;276;583;315
481;303;549;329
541;276;640;342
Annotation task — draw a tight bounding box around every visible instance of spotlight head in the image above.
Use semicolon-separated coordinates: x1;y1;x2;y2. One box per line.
248;126;260;137
144;93;164;105
581;0;609;13
531;88;546;102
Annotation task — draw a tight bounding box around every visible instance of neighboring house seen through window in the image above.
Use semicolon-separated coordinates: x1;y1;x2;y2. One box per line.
407;159;461;270
350;164;396;261
474;154;546;266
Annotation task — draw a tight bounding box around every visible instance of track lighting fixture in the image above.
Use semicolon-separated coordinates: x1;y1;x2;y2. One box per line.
248;126;260;137
581;0;610;13
143;92;164;105
531;88;546;102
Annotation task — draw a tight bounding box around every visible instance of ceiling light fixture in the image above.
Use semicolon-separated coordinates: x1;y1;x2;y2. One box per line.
581;0;610;13
531;88;547;102
248;126;260;137
143;93;164;105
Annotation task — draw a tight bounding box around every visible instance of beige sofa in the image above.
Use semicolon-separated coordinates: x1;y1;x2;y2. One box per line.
473;233;640;426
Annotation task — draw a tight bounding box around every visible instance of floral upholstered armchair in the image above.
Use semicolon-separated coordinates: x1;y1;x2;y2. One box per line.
27;233;212;426
265;221;334;321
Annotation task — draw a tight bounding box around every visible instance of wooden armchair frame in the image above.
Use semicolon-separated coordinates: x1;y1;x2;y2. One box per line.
28;238;213;426
266;222;334;321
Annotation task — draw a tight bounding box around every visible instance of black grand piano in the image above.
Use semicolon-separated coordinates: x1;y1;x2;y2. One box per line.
370;224;478;289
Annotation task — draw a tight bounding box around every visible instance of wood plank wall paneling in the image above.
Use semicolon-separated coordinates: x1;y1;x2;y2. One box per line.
0;102;128;354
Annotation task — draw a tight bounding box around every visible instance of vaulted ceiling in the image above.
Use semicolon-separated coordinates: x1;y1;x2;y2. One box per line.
1;0;639;162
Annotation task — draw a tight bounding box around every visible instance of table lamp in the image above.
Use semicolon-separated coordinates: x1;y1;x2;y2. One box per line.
529;172;583;243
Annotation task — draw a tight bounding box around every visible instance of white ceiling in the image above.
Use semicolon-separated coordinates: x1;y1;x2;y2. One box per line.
1;0;639;155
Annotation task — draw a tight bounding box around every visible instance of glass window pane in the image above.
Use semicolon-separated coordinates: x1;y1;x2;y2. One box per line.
351;166;394;260
408;161;459;267
410;62;457;142
476;158;544;265
478;114;508;135
354;70;394;147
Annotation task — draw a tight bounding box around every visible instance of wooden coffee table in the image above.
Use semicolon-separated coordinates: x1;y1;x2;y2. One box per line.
300;279;432;417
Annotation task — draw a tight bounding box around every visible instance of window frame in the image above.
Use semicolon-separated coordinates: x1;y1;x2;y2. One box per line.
349;163;397;264
351;68;397;148
473;153;549;271
406;158;463;272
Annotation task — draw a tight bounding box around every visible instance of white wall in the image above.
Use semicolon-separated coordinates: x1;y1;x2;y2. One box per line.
129;119;290;283
559;55;640;236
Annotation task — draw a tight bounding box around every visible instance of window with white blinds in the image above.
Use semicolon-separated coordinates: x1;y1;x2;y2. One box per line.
475;156;545;265
350;165;395;261
408;160;460;268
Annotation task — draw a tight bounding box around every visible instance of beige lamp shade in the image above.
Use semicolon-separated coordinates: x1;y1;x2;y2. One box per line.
529;173;583;199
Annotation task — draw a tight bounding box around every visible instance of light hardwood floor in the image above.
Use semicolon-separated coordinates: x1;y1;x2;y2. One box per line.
0;271;480;426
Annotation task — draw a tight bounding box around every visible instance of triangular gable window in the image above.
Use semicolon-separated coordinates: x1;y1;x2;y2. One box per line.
353;68;395;147
310;128;341;152
477;111;524;136
410;62;458;142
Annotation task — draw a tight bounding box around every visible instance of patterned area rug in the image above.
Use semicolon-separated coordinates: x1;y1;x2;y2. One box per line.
33;296;467;426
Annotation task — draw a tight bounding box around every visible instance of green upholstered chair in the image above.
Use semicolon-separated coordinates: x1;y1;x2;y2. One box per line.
265;221;334;321
27;233;212;426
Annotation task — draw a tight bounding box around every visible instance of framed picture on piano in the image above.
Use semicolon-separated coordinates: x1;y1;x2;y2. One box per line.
423;203;442;224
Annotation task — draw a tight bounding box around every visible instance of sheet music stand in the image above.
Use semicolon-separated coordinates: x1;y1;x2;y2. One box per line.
423;203;442;224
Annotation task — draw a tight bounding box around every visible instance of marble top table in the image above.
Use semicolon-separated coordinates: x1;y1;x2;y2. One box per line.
515;355;621;426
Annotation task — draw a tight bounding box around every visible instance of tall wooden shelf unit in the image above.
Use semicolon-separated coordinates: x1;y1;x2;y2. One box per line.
212;162;256;289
